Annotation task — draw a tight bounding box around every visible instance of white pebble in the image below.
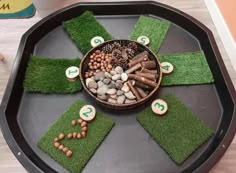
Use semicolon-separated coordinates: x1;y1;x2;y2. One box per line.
112;74;121;81
125;91;136;99
121;73;128;82
86;78;95;88
106;88;117;95
115;66;123;74
117;95;126;104
108;98;117;104
121;83;130;93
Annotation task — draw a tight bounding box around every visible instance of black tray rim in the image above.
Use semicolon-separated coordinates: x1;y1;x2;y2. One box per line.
0;1;236;173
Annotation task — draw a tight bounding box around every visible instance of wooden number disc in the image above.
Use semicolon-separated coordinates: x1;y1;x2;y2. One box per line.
137;36;150;46
161;62;174;74
151;99;168;115
79;105;96;122
90;36;104;47
65;66;80;81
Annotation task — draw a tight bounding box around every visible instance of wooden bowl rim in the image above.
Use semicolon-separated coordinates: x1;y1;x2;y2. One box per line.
79;39;163;108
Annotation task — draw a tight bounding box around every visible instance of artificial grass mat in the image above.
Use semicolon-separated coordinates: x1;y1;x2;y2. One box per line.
63;11;112;54
129;15;171;53
137;95;214;165
24;56;82;94
159;51;214;86
38;100;114;173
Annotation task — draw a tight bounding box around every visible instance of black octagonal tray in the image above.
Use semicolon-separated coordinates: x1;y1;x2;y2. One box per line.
1;1;236;173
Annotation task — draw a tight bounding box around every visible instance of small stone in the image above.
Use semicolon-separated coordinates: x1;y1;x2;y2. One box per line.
66;150;73;157
117;90;124;96
81;131;87;138
88;81;98;89
115;66;123;74
71;120;77;126
117;95;126;104
97;81;104;88
115;80;123;90
86;78;95;87
67;133;73;139
104;72;112;78
110;94;118;99
121;83;130;93
90;88;97;94
54;142;60;148
108;81;116;89
125;99;136;104
103;78;111;85
108;98;117;104
63;147;69;153
97;94;109;101
110;70;116;75
58;133;65;140
77;133;82;139
112;74;121;81
121;73;128;82
97;87;108;95
106;88;117;95
125;91;136;99
94;72;105;81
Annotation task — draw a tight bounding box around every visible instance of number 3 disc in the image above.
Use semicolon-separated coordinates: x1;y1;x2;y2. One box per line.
79;105;96;122
151;99;168;115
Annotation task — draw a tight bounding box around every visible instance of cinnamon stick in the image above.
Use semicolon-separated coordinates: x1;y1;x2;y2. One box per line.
129;54;148;67
127;80;142;100
125;63;142;74
134;81;153;90
135;71;157;81
128;74;157;88
141;67;158;74
135;87;148;98
141;61;156;69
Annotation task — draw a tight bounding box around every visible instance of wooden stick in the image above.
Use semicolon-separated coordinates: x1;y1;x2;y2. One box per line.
134;81;153;90
125;63;142;74
127;80;142;100
141;61;156;69
135;71;157;80
135;87;148;98
141;67;158;74
128;74;157;88
129;54;148;67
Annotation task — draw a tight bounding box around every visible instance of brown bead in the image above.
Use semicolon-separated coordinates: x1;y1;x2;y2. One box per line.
66;150;73;157
73;132;77;138
63;147;69;153
97;58;101;62
54;142;60;148
54;137;59;142
58;133;65;140
67;133;73;139
81;121;87;127
77;133;82;139
81;131;86;138
71;120;77;126
108;64;112;69
0;53;4;61
82;126;87;132
58;145;64;150
78;119;83;124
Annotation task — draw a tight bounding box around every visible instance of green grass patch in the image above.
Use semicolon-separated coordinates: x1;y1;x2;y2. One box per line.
63;11;113;54
38;100;114;173
24;56;82;94
129;15;171;53
137;95;214;165
159;51;214;86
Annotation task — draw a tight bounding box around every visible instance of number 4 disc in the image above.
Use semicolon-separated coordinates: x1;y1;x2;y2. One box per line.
79;105;96;122
161;62;174;74
151;99;168;115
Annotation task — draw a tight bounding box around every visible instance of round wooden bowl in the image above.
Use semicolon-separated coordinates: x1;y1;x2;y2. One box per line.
80;39;163;110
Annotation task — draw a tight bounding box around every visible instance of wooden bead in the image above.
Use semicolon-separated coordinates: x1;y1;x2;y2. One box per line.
73;132;77;138
54;137;59;142
82;126;87;132
67;133;73;139
63;147;69;153
0;53;4;61
78;119;83;124
58;133;65;140
54;142;60;148
71;120;77;126
151;99;168;115
77;133;82;139
81;131;86;138
66;150;73;157
81;121;87;127
58;145;64;151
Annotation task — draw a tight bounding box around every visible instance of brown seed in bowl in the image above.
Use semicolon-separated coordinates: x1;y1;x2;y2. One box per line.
58;145;64;150
63;147;69;153
58;133;65;140
71;120;77;126
67;133;73;139
66;150;73;157
54;142;60;148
